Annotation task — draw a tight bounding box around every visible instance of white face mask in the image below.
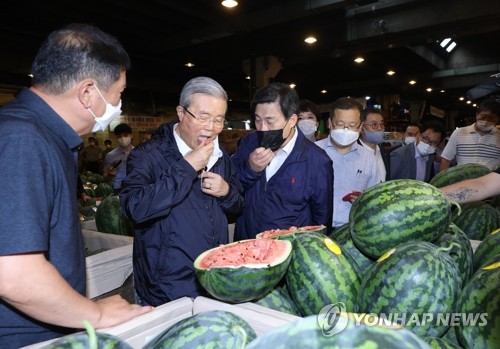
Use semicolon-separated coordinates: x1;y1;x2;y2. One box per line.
405;136;416;144
298;119;318;138
330;128;359;146
363;128;385;144
118;136;131;148
417;141;436;156
476;120;495;132
88;85;122;132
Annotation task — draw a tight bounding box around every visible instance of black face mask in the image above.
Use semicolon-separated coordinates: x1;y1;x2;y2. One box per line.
256;129;286;151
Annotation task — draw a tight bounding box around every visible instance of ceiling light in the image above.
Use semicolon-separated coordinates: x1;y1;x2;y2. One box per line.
409;80;416;85
473;103;477;107
185;62;195;67
426;88;432;92
466;100;471;104
290;83;296;89
440;38;451;47
221;0;238;8
446;42;457;52
245;76;250;80
459;97;464;101
365;96;371;100
386;70;395;76
321;90;327;94
440;90;445;93
354;57;364;63
304;36;317;44
28;73;34;78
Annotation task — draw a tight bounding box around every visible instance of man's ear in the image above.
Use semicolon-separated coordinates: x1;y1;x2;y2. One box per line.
78;79;95;109
176;106;185;120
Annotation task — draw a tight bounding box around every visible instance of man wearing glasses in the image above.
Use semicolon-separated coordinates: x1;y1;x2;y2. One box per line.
315;97;380;228
119;77;244;306
390;120;446;182
358;107;388;182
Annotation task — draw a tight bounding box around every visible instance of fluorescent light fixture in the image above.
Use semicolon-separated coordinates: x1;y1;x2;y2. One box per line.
185;62;195;67
446;42;457;52
386;70;395;76
304;36;317;44
440;38;451;47
221;0;238;8
354;57;364;63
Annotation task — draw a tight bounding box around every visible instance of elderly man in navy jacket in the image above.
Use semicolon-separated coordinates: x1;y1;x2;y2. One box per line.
232;83;333;240
120;77;244;306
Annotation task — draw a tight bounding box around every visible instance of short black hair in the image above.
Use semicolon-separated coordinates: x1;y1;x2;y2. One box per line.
114;123;132;136
251;83;299;121
361;107;383;122
299;99;320;119
331;97;363;120
104;139;112;145
478;98;500;117
421;120;446;143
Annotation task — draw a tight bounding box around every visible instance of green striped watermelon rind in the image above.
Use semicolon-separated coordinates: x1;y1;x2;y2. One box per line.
194;239;292;303
143;310;257;349
429;163;491;188
452;201;500;240
350;179;452;259
245;313;431;349
473;228;500;271
285;233;362;315
358;241;462;338
433;223;474;283
95;196;134;236
254;284;302;316
456;260;500;349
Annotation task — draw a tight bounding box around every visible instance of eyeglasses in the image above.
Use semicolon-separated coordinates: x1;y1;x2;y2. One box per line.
364;122;385;130
420;135;440;147
183;107;227;128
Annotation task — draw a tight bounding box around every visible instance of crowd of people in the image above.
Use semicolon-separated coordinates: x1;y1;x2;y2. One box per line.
1;23;499;347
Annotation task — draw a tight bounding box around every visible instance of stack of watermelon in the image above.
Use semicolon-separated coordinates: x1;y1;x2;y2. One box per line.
188;169;499;347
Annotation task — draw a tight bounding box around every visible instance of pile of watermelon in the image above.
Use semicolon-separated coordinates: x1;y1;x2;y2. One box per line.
188;164;500;348
78;172;115;222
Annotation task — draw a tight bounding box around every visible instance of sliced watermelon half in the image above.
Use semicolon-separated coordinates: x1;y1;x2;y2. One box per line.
194;239;292;303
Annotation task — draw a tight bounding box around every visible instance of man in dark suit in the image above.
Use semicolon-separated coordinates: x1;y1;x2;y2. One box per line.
390;120;446;182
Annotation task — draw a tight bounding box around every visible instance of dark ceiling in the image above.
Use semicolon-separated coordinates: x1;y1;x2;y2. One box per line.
1;0;500;116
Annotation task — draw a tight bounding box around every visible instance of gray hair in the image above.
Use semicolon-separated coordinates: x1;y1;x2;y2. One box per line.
179;76;228;108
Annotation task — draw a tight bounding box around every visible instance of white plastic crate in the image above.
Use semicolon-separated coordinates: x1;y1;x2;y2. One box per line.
24;296;301;349
83;229;133;299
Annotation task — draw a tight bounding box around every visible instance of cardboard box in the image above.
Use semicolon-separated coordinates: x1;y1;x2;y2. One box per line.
83;229;133;299
23;296;301;349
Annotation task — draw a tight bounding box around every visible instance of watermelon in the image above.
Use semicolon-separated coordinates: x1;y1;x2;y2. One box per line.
256;225;326;240
329;223;375;274
254;284;301;316
349;179;452;258
358;241;461;337
143;310;256;349
94;182;114;197
255;226;299;240
429;163;490;188
473;228;500;271
46;320;131;349
452;201;500;240
433;223;474;283
285;233;361;315
421;336;462;349
95;195;134;236
456;260;500;349
194;239;292;303
245;313;431;349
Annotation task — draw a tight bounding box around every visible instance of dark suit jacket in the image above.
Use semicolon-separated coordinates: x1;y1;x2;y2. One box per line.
390;143;435;182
